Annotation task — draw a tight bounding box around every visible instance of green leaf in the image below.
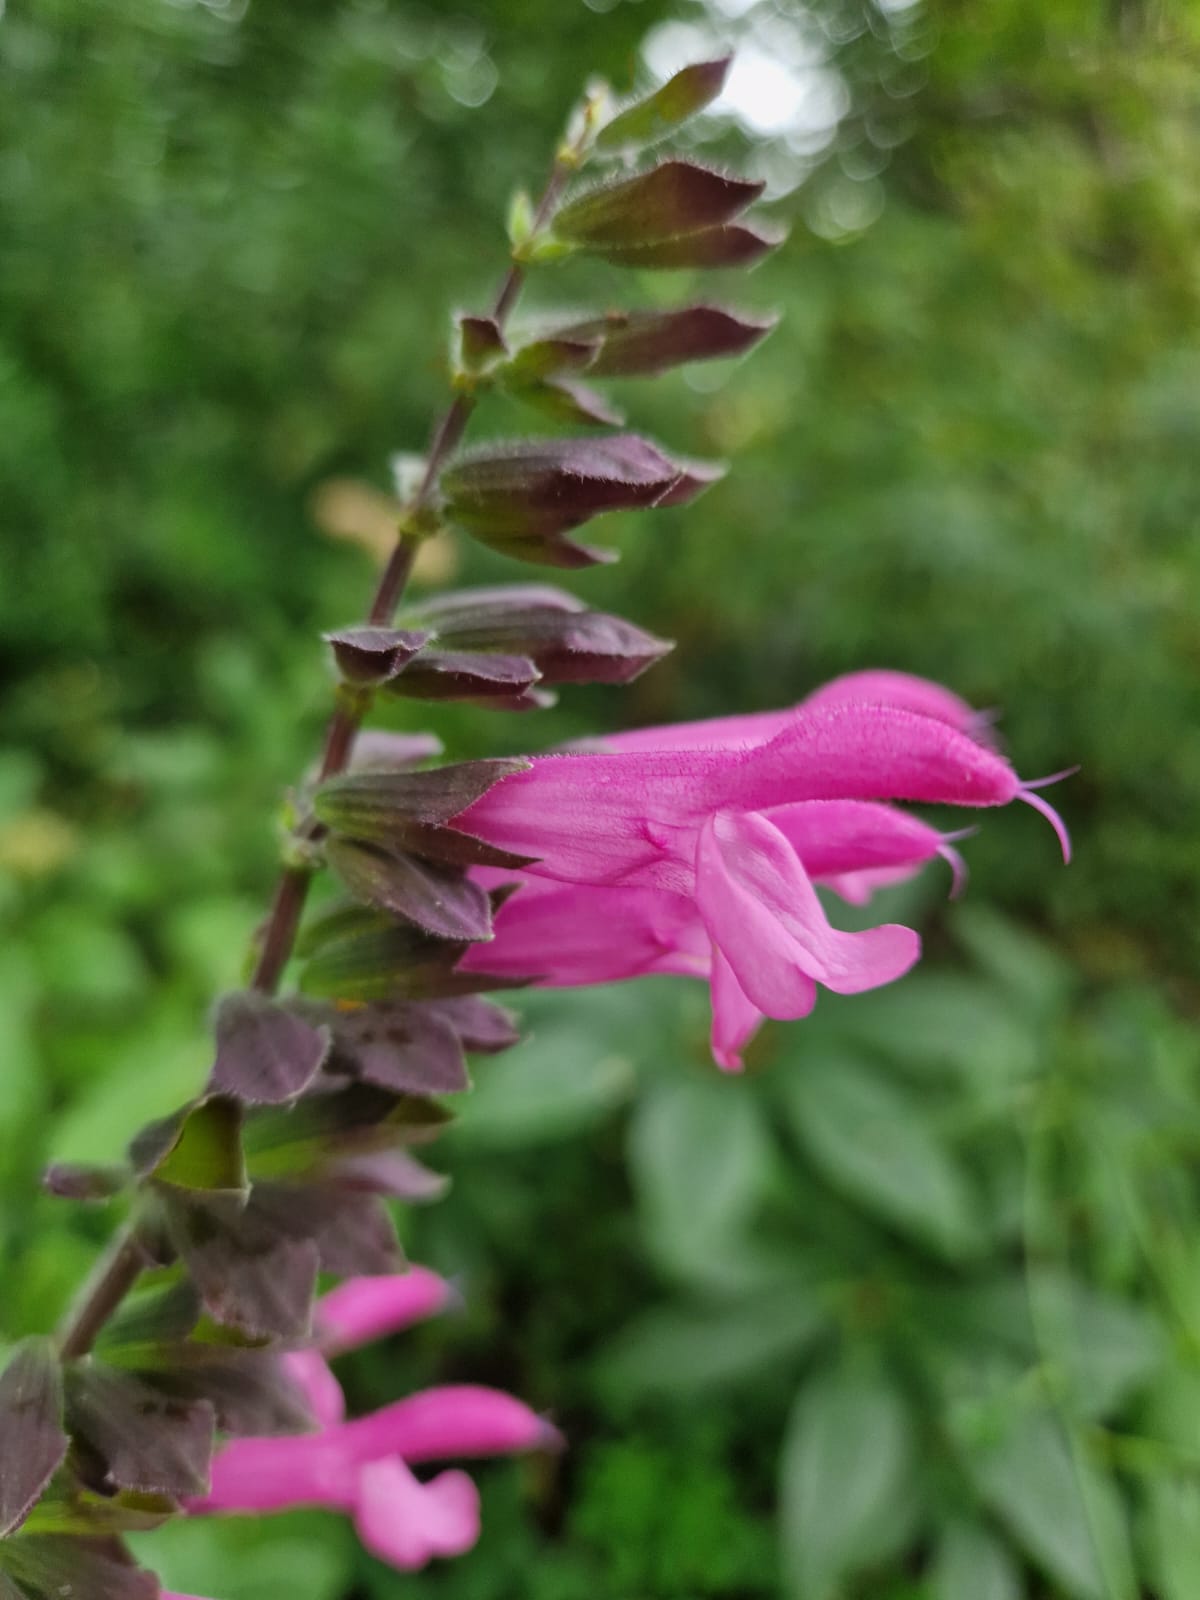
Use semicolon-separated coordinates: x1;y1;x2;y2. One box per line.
315;758;530;838
299;915;525;1004
628;1076;771;1284
454;1019;634;1148
505;187;534;250
961;1408;1134;1600
782;1052;982;1259
599;1281;827;1397
779;1362;922;1600
511;376;625;428
131;1509;354;1600
1143;1472;1200;1600
595;57;732;153
1;1536;159;1600
952;904;1074;1017
1028;1272;1164;1419
502;334;599;383
134;1096;247;1197
819;974;1040;1085
18;1471;178;1535
931;1519;1024;1600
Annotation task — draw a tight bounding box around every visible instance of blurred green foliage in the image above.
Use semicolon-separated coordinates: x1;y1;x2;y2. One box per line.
4;0;1200;1595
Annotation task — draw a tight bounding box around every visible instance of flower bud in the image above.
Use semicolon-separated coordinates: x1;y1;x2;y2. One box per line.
553;161;763;248
405;584;671;686
549;305;777;377
439;434;724;566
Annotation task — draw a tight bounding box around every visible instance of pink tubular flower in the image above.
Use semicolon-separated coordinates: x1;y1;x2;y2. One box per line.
457;671;1070;1069
188;1271;560;1575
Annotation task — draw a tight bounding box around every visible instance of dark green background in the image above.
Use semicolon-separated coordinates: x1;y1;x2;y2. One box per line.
3;0;1199;1595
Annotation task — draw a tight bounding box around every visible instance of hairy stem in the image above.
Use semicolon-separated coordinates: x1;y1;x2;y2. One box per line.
249;151;574;997
58;1224;147;1359
55;114;585;1363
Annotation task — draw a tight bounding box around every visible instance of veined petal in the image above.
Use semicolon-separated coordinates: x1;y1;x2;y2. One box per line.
461;879;702;984
763;798;949;878
709;943;774;1072
338;1384;562;1466
454;750;724;883
353;1459;480;1571
728;705;1021;810
315;1268;456;1356
694;811;920;1017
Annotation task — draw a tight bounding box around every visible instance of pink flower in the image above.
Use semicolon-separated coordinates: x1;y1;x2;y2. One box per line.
457;672;1070;1069
188;1271;560;1574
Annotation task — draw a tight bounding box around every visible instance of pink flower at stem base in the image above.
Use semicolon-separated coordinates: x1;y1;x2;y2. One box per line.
187;1273;561;1575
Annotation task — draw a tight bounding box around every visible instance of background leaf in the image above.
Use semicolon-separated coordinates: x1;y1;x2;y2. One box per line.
782;1051;982;1259
779;1362;921;1600
628;1075;772;1285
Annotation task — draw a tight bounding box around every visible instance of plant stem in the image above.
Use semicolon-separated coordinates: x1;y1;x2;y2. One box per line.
58;1224;146;1359
248;150;573;998
55;122;583;1361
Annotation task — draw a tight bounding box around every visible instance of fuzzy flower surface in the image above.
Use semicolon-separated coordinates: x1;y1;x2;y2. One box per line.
185;1270;560;1576
458;671;1069;1068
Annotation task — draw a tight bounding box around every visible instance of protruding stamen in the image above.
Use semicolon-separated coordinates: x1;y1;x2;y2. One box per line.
1018;777;1073;863
937;843;969;899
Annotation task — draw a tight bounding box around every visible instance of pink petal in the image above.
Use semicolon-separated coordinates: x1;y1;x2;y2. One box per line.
694;811;921;1017
191;1433;353;1515
709;943;774;1072
338;1384;563;1466
763;799;948;879
316;1268;455;1355
455;749;722;885
727;705;1021;811
283;1349;346;1427
801;669;979;732
462;879;704;984
353;1458;481;1571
